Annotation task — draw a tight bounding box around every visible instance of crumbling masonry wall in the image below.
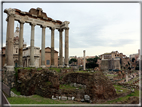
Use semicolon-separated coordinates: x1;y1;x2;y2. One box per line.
101;59;121;71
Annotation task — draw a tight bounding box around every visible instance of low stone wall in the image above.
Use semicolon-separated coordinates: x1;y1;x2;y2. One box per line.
59;89;85;100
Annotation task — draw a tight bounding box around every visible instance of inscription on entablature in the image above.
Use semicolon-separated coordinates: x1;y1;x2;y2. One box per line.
28;18;33;22
35;19;44;24
15;15;21;19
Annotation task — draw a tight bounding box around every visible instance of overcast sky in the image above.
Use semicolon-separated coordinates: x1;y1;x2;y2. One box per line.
2;2;140;57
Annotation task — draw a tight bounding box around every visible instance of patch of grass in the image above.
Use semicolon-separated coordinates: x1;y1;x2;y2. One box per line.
24;67;35;70
127;89;139;97
14;67;22;81
105;88;139;104
7;94;84;104
105;74;117;77
37;67;42;71
64;67;71;69
76;71;88;73
127;77;139;84
49;68;61;73
113;85;129;94
11;87;21;95
46;81;51;85
106;95;130;104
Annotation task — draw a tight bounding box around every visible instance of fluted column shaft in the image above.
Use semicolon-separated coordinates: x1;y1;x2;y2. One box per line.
59;29;63;67
18;22;24;67
29;23;36;67
7;15;14;67
50;27;55;67
41;26;46;67
65;27;69;67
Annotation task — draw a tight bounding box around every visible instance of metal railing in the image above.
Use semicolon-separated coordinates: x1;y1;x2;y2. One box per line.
2;83;10;97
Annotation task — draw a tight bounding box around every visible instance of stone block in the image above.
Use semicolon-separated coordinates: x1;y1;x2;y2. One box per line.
70;83;73;87
118;90;123;92
61;96;67;100
52;95;57;100
131;89;134;93
81;99;85;102
58;96;61;100
67;97;72;100
83;85;86;89
84;95;90;102
74;83;77;87
72;96;75;100
56;96;59;99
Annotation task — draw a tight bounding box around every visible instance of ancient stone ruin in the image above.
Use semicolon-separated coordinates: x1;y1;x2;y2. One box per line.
3;7;70;87
4;7;70;71
16;69;117;103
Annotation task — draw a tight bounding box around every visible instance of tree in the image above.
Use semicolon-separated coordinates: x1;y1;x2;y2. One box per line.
86;56;99;68
69;58;77;65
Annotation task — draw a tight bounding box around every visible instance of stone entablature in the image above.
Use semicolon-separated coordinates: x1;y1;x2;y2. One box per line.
4;7;70;70
4;8;69;29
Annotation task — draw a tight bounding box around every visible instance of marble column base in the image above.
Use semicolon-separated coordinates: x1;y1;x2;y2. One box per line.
29;65;35;67
6;66;14;71
17;65;23;67
65;65;70;68
40;65;46;68
58;65;63;68
50;65;55;68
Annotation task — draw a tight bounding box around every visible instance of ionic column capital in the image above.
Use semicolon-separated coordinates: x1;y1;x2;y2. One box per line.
65;27;69;30
19;19;25;24
50;27;55;31
4;8;15;16
30;22;36;26
41;24;47;28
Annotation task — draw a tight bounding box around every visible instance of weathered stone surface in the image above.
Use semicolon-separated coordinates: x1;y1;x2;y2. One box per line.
62;72;117;102
84;95;90;102
67;97;72;100
16;68;59;98
61;96;67;100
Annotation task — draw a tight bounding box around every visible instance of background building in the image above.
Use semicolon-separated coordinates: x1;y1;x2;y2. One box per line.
2;25;26;67
23;46;40;68
39;47;58;67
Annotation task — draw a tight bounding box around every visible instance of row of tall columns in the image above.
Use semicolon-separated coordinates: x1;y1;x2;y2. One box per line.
6;19;69;68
